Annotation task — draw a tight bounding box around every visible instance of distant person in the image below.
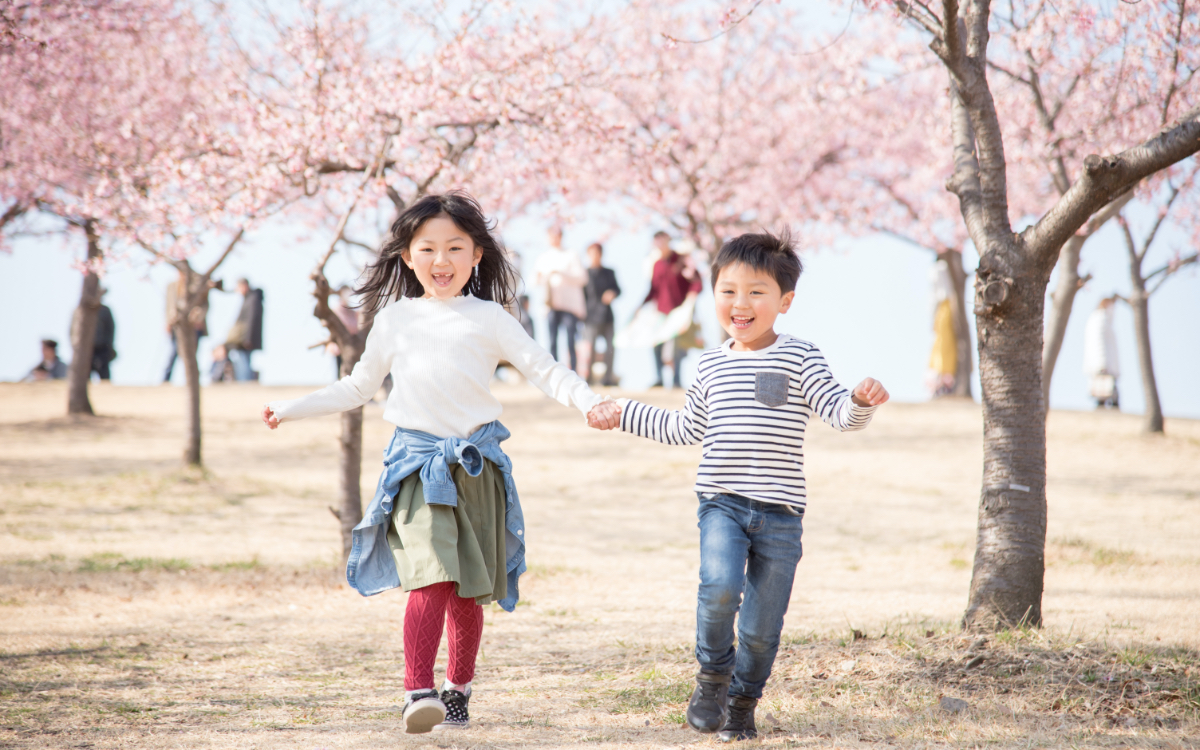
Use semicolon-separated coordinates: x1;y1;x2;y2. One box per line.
591;230;889;742
1083;296;1120;409
225;278;264;381
580;242;620;385
533;226;586;371
24;339;68;381
928;258;957;396
644;231;702;388
163;271;217;383
91;295;116;381
209;344;236;383
260;192;620;734
325;285;360;377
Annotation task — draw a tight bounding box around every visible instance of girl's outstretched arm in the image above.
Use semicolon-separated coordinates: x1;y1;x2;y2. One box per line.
263;313;393;426
494;305;605;417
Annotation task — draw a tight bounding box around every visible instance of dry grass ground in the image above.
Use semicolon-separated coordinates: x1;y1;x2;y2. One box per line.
1;381;1198;749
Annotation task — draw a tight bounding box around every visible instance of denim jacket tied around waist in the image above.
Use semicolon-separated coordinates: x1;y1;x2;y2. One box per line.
345;420;526;611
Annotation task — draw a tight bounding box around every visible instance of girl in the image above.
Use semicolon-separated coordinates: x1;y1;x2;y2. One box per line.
262;192;620;733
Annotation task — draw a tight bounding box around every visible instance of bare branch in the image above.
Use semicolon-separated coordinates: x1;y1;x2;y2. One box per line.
202;227;246;280
1023;106;1200;263
1145;253;1198;295
1139;181;1183;262
893;0;945;38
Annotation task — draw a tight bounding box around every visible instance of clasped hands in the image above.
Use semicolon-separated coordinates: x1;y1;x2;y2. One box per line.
587;400;622;430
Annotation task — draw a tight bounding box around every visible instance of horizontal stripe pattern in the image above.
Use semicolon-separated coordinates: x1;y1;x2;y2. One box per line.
620;335;876;509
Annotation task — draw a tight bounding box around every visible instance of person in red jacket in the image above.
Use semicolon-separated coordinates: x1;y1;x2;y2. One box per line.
645;231;702;388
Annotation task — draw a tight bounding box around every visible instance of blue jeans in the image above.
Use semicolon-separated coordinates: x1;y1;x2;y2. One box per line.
229;348;255;381
547;309;579;371
695;492;804;700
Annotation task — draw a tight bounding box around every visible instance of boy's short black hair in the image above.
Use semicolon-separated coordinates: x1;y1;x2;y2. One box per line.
711;229;803;293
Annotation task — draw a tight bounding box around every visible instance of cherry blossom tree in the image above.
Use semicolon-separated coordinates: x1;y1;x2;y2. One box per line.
871;0;1200;630
569;4;885;257
0;0;212;416
222;0;604;560
974;1;1200;406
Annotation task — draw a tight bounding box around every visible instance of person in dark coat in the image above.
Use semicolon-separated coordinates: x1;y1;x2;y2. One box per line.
581;242;621;385
91;296;116;381
225;278;264;381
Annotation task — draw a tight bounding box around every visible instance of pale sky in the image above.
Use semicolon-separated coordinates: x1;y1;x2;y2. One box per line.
2;198;1197;420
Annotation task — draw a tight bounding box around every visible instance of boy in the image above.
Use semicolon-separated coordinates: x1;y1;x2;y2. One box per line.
581;242;621;385
599;231;888;742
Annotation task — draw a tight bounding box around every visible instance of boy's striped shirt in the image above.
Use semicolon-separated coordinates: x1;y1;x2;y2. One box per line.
619;334;876;510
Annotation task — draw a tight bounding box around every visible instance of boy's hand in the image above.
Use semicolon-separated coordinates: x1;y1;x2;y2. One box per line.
262;406;280;430
852;378;889;407
587;400;622;430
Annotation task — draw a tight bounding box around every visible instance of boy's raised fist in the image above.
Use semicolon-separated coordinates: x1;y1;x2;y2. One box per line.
851;378;889;407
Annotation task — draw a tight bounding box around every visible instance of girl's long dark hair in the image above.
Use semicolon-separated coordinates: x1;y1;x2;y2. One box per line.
357;191;519;314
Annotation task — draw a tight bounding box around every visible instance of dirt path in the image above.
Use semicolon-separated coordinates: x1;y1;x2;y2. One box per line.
2;382;1197;749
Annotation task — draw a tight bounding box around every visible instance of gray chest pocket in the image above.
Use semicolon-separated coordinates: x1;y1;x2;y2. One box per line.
755;372;790;407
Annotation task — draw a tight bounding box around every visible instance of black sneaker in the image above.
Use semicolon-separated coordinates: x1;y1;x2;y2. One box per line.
686;671;730;733
402;689;445;734
717;695;758;742
434;688;470;730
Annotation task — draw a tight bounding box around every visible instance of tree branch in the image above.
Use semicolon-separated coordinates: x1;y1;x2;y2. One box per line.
1145;253;1197;296
1023;106;1200;264
0;201;25;233
946;78;987;250
202;227;246;281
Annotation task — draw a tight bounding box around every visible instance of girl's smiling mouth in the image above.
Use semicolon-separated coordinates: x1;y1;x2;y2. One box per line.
431;272;455;287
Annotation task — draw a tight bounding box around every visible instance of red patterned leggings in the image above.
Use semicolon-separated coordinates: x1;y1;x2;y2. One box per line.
403;581;484;690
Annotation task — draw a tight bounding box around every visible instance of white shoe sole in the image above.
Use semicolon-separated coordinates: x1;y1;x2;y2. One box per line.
404;699;446;734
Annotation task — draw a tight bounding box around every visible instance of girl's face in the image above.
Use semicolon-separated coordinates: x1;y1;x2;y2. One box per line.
403;215;482;300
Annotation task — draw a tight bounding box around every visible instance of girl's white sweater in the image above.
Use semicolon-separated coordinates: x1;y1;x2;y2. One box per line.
266;295;604;438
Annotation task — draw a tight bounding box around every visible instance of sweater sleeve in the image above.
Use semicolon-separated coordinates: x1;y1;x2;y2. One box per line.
795;344;876;432
266;313;392;424
494;305;604;416
618;379;708;446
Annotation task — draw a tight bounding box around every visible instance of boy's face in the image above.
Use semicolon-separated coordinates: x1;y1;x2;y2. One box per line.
714;262;794;351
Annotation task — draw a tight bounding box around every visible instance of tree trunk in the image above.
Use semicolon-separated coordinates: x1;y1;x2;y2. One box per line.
177;322;203;466
1040;235;1084;408
963;263;1048;631
1127;279;1163;434
66;222;102;415
337;405;365;562
939;249;973;398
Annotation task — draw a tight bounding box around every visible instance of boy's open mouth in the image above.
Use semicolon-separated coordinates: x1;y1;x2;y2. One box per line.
431;272;455;288
731;315;754;330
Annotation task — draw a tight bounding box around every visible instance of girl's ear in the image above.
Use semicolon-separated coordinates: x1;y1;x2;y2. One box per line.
401;250;414;270
473;247;483;267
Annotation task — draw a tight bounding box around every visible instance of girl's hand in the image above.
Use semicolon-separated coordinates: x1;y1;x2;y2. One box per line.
262;405;280;430
852;378;889;407
587;400;622;430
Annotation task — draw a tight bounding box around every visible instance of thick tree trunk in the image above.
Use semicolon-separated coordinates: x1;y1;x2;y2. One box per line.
963;263;1048;631
66;223;102;415
1127;281;1163;434
939;249;973;398
1040;235;1084;408
177;322;203;466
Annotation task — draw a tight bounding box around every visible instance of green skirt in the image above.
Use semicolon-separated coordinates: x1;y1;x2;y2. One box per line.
386;459;508;605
